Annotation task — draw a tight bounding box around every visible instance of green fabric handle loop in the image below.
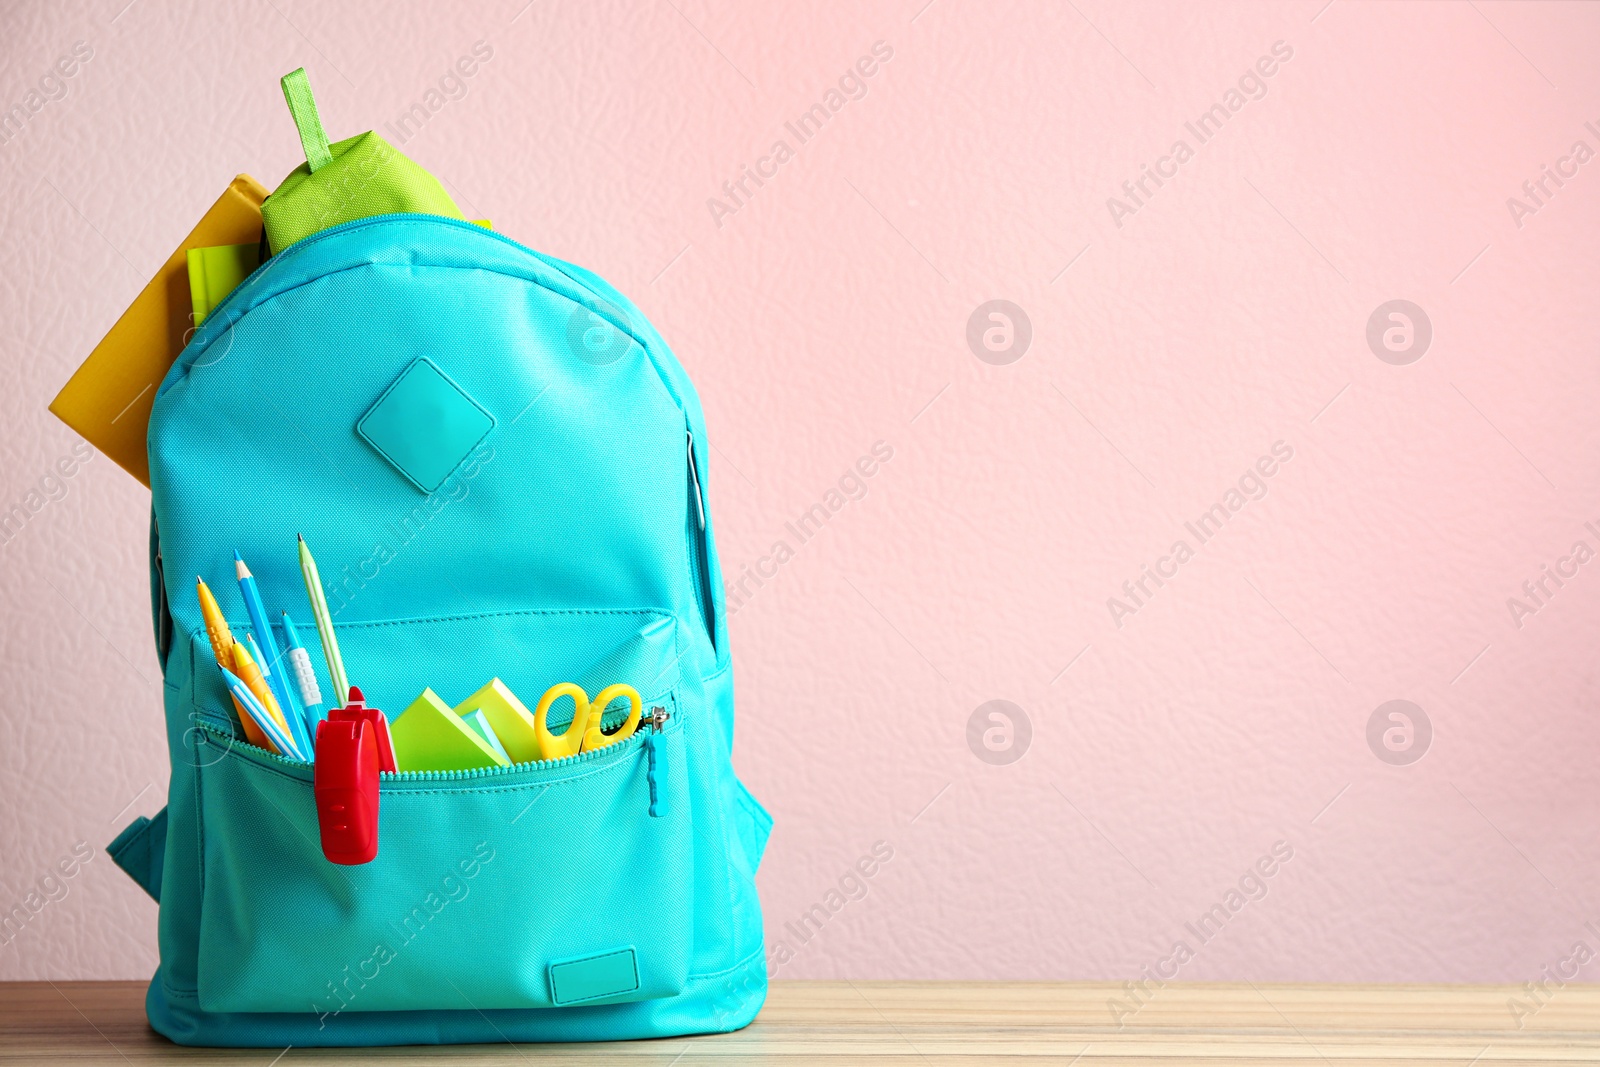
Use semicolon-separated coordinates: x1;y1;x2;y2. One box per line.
280;68;332;173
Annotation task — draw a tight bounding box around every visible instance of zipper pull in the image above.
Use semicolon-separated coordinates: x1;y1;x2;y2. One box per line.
643;706;671;818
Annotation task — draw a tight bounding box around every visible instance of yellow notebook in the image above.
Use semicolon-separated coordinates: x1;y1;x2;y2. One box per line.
48;175;268;487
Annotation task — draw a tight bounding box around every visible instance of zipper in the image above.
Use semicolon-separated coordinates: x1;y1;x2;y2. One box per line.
687;430;716;649
195;701;673;789
174;212;619;389
214;699;675;866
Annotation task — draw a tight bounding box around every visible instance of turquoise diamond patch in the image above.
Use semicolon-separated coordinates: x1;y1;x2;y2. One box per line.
356;358;494;493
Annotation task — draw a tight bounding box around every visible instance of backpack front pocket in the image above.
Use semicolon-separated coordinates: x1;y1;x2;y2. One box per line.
191;696;690;1016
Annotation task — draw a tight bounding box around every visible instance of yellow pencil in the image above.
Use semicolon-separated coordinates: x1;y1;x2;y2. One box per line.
232;640;291;735
197;577;270;750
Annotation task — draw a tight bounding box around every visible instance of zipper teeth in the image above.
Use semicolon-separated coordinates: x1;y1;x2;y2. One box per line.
196;705;662;784
184;212;558;365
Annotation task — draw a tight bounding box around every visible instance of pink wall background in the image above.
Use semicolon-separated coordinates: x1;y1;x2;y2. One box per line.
3;0;1599;986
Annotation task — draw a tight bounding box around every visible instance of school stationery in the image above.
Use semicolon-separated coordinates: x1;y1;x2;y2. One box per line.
102;66;770;1048
391;687;509;771
220;666;302;760
297;534;349;705
535;682;643;759
48;174;268;486
266;635;309;741
280;612;323;740
186;243;261;327
243;632;277;698
235;552;296;718
230;639;289;737
313;716;378;864
195;578;234;665
247;632;312;759
454;678;541;763
195;578;265;748
327;686;396;773
461;709;512;763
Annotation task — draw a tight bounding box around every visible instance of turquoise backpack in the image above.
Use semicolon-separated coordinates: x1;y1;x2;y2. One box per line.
106;81;771;1048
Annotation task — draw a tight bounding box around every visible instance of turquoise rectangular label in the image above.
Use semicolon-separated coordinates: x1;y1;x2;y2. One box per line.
549;948;640;1005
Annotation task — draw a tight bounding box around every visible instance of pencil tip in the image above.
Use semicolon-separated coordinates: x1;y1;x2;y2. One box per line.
233;549;243;561
297;533;305;543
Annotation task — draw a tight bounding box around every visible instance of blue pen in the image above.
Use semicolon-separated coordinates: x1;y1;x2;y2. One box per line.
280;611;325;747
221;665;305;761
247;633;311;757
235;551;297;726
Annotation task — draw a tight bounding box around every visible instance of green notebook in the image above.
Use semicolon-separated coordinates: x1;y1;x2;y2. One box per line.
186;243;260;326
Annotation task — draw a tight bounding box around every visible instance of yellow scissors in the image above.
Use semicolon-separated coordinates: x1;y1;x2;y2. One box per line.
534;682;642;759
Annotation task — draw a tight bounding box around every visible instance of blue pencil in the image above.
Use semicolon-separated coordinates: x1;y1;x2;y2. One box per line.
235;551;298;723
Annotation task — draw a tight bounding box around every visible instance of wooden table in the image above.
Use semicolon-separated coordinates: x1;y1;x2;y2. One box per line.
5;980;1600;1064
